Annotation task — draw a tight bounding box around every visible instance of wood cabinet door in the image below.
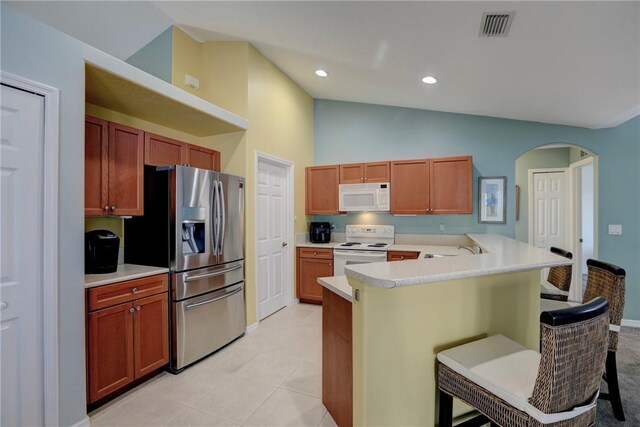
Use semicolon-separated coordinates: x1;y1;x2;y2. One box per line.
88;302;134;403
85;116;109;216
363;161;390;183
144;133;186;167
108;123;144;216
306;166;340;214
297;256;333;303
390;159;430;214
430;156;473;214
133;293;169;379
339;163;364;184
322;288;353;427
185;144;220;171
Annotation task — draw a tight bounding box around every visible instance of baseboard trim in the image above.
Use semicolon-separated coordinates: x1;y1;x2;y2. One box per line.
245;322;259;334
621;319;640;328
70;415;91;427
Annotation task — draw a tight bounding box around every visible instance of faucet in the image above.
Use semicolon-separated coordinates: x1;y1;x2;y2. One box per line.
457;245;477;254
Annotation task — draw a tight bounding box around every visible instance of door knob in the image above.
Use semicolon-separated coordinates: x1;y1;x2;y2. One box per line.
282;242;288;247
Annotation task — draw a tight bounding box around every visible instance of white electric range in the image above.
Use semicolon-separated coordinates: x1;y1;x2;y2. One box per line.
333;225;395;276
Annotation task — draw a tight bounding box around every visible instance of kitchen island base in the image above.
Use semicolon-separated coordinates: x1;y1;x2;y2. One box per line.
350;270;540;426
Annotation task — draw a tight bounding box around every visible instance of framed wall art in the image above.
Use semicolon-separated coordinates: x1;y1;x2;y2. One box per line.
478;176;506;224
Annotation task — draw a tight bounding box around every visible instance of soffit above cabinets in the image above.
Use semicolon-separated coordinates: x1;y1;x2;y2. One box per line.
85;64;247;137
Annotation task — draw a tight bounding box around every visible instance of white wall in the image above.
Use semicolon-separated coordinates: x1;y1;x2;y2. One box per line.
0;6;173;425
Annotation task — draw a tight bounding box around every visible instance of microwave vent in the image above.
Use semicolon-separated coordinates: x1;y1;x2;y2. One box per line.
479;11;515;37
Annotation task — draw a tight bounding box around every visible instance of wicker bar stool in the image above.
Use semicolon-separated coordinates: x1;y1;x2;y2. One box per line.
541;259;627;421
438;297;609;427
540;247;573;302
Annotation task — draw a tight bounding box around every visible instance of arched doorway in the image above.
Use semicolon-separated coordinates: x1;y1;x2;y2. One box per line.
515;144;598;301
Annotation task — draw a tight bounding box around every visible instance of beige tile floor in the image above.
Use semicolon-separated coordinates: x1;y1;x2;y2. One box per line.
89;303;337;427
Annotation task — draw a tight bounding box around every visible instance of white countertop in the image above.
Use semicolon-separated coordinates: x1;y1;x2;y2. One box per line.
389;244;473;258
85;264;169;288
318;275;353;302
346;234;572;288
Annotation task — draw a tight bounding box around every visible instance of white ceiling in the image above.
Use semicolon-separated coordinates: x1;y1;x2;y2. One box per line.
7;1;640;128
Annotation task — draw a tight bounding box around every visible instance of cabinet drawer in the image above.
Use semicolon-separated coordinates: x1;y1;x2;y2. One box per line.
387;251;420;262
88;274;168;311
298;247;334;259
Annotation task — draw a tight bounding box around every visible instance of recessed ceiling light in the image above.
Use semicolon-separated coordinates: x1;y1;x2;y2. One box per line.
315;69;328;77
422;76;437;85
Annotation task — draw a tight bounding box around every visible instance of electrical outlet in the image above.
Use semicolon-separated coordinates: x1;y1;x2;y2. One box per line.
608;224;622;235
439;223;446;232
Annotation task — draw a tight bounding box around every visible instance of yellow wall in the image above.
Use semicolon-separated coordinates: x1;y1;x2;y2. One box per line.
243;45;314;325
159;29;314;326
350;271;540;426
171;27;202;99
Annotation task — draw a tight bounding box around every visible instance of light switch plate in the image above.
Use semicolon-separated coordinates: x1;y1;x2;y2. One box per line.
608;224;622;235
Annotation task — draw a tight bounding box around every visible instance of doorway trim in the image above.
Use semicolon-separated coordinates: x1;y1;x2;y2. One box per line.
254;151;295;324
1;71;60;426
568;156;599;301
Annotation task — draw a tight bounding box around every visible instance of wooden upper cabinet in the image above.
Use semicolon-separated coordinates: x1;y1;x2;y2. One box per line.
390;159;430;214
340;163;364;184
108;123;144;216
306;165;340;214
85;117;109;216
144;133;185;167
339;162;390;184
363;161;390;183
429;156;473;214
185;144;220;171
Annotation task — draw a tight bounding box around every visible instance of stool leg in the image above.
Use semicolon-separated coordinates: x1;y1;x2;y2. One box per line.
439;390;453;427
606;351;625;421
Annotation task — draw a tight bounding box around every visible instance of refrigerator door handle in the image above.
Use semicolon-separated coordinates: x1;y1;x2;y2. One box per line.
218;180;226;253
212;179;220;255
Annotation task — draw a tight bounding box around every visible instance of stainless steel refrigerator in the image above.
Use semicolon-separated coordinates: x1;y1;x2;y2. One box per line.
125;165;245;372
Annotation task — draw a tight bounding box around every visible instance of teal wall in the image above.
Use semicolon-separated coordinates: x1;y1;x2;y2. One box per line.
125;26;172;83
514;148;570;243
314;99;640;320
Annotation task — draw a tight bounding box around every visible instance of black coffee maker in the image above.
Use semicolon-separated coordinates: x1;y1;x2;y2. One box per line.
309;222;331;244
85;230;120;274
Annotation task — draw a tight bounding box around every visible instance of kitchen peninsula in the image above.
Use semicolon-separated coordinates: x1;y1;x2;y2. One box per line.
318;234;572;427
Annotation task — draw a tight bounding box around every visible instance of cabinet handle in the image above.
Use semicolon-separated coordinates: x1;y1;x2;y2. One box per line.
401;256;404;260
110;205;116;212
136;306;141;311
329;262;332;266
103;205;109;212
129;307;135;314
131;287;138;294
313;251;317;255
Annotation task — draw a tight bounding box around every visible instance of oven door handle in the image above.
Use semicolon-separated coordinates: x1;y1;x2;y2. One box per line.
185;286;243;310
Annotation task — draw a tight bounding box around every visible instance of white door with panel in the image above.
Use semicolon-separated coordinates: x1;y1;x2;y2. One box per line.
257;160;288;320
1;84;45;426
532;172;567;250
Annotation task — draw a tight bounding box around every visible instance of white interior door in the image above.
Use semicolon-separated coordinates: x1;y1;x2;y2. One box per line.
532;172;567;250
1;84;45;426
256;160;288;320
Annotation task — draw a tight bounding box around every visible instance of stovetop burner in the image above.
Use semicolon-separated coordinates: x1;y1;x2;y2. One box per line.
368;243;387;247
341;242;362;246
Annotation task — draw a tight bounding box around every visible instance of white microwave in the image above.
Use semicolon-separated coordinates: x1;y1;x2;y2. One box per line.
339;182;390;212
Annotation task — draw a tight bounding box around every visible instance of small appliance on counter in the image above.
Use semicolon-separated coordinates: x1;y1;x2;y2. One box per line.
85;230;120;274
310;222;332;243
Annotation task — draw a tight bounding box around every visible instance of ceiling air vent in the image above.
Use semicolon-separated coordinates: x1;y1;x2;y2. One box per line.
479;11;515;37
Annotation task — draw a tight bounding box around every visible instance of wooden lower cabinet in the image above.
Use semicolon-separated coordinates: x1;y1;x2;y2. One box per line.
87;274;169;404
387;250;420;261
297;247;334;304
322;287;353;427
